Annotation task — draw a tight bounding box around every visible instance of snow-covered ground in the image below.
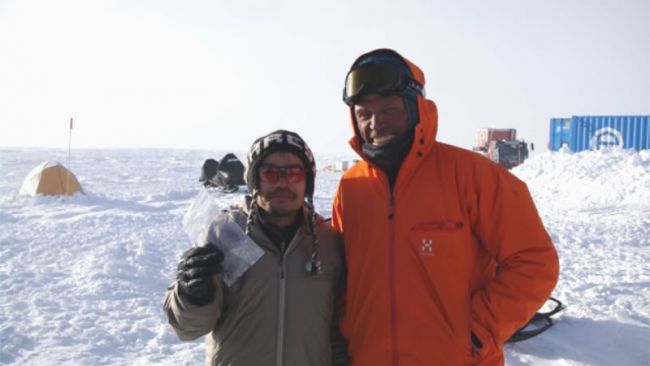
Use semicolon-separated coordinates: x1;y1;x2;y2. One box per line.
1;147;648;365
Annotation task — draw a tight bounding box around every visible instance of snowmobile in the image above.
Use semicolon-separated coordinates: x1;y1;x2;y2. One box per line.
506;297;565;343
199;158;220;187
199;154;246;193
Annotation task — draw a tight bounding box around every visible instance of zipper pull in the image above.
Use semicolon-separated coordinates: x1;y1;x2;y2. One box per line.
280;243;286;279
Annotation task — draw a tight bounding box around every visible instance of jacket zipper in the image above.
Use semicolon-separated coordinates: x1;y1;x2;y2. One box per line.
276;241;288;366
388;190;399;366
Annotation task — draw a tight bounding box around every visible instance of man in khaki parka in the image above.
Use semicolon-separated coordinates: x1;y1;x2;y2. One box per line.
165;130;348;366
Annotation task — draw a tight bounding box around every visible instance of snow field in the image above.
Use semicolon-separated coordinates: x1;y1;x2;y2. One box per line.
1;147;648;365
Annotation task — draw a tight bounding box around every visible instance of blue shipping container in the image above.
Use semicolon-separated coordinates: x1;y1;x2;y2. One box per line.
549;115;650;152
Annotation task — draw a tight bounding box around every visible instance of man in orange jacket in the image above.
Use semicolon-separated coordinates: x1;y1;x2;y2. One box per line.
332;48;559;366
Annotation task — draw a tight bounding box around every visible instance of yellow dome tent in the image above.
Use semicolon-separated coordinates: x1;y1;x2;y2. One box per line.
19;161;83;196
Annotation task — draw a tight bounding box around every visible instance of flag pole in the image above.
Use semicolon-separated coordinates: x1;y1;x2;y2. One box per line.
67;117;73;195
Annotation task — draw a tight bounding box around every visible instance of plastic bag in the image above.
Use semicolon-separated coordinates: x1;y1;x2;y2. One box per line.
182;189;264;286
182;189;222;243
205;214;264;286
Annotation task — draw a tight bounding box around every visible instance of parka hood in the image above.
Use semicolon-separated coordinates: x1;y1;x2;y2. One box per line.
345;49;439;162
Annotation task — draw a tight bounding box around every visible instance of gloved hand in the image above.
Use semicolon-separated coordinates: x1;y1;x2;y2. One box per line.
176;245;224;306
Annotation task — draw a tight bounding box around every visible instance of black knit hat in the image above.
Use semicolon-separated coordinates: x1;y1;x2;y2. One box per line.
244;129;321;274
245;129;317;197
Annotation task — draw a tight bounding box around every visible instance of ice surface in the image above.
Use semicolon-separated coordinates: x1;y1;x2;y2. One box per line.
1;147;648;365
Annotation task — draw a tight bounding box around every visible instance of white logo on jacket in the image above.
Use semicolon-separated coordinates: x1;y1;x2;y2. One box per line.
420;239;433;256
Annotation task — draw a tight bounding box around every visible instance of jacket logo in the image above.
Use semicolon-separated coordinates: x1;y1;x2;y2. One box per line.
420;239;434;256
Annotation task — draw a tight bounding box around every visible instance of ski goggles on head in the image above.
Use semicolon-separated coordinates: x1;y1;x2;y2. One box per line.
259;165;306;184
342;63;425;106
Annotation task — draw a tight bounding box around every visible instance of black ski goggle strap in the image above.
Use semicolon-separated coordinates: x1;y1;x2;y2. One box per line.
342;63;425;105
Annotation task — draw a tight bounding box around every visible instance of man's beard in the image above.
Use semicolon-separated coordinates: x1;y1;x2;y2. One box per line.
261;189;301;216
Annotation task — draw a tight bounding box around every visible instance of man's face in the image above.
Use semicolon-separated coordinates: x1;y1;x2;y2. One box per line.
354;94;409;146
256;151;306;220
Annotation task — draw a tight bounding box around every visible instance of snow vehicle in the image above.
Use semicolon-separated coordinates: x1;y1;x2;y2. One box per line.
473;127;530;169
198;154;246;192
487;139;530;170
213;153;246;193
199;158;220;187
507;297;565;343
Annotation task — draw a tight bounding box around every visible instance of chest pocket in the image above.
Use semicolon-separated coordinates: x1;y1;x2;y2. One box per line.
406;218;472;337
408;219;468;270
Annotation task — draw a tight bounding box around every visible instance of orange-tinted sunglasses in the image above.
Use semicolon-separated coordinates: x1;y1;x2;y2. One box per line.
259;165;306;184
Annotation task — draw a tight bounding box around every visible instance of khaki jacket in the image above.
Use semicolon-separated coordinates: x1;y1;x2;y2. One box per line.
165;202;346;366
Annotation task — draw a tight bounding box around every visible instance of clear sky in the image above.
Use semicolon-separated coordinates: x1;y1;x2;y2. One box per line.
1;0;648;155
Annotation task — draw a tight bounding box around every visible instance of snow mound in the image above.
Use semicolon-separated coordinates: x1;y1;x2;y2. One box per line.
513;149;650;210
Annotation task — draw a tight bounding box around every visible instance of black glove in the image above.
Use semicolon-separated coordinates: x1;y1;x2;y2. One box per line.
176;245;224;306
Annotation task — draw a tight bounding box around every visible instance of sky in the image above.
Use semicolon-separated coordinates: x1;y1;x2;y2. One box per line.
1;0;648;155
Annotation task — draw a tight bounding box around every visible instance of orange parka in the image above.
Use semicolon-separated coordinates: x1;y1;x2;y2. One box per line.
332;53;559;366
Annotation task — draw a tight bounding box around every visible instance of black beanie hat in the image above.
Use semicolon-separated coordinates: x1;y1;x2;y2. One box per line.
245;129;317;196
